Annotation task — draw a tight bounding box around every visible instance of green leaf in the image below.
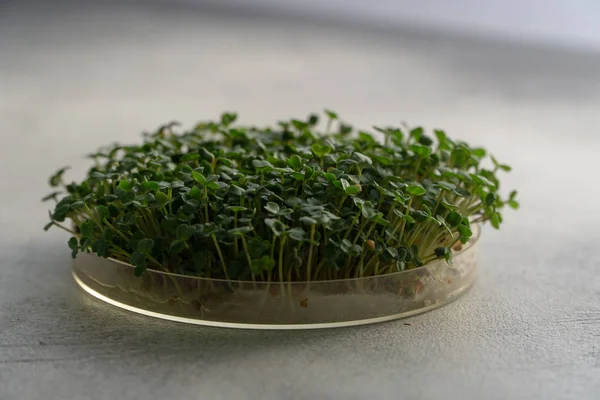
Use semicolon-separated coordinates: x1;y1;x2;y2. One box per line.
191;171;207;185
410;144;431;158
90;171;106;179
101;229;113;241
472;148;486;158
192;251;208;272
229;185;246;196
457;224;473;243
410;245;424;267
265;218;287;236
226;206;247;213
371;213;390;225
323;172;336;182
434;247;448;258
324;109;338;120
42;191;62;202
412;210;428;223
119;180;134;192
130;251;147;276
340;239;361;256
407;184;427;196
352;152;372;165
287;155;302;169
445;251;453;265
207;182;221;190
176;224;195;241
386;247;398;259
169;240;186;254
434;245;453;265
339;178;350;191
422;204;433;216
180;153;200;162
359;131;376;144
434;129;447;145
338;124;353;135
410;127;423;140
462;217;471;228
299;216;317;225
485;192;497;206
264;202;280;214
53;203;71;219
137;238;154;254
95;240;109;257
326;218;346;232
311;143;332;158
155;191;169;204
200;148;216;162
97;205;109;221
470;174;494;187
491;155;501;167
123;213;138;225
68;237;79;250
70;201;85;210
440;199;458;210
80;220;94;238
130;251;145;265
49;166;70;187
418;135;433;146
252;255;275;273
142;181;160;191
446;211;462;227
393;246;407;261
252;160;274;170
396;260;406;272
403;214;415;224
221;112;237;126
228;226;254;235
437;181;456;191
246;238;269;258
115;222;129;232
491;213;501;229
454;188;471;198
361;203;378;219
345;185;360;195
288;227;306;241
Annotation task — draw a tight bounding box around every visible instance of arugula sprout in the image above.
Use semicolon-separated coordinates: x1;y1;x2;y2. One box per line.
44;112;517;281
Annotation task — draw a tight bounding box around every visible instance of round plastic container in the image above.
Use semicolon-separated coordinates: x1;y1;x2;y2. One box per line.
73;225;479;329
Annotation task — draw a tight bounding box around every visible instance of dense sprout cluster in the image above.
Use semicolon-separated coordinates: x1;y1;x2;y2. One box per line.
44;111;517;282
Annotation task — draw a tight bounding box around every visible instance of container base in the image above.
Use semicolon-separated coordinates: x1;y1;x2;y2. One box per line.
72;225;479;330
73;268;476;329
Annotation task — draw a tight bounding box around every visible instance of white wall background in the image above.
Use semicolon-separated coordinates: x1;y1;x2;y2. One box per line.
190;0;600;50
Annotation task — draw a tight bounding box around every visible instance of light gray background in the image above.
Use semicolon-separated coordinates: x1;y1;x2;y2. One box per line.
1;1;599;399
189;0;600;50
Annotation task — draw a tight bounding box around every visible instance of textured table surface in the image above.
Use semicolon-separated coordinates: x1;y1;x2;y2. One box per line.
1;1;599;399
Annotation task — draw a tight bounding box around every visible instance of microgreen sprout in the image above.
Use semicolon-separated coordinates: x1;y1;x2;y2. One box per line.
44;112;517;281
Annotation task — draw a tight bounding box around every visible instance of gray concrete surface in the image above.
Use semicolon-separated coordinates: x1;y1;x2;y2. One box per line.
1;1;599;399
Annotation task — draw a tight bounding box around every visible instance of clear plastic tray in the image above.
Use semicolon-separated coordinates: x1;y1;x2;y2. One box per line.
73;225;479;329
